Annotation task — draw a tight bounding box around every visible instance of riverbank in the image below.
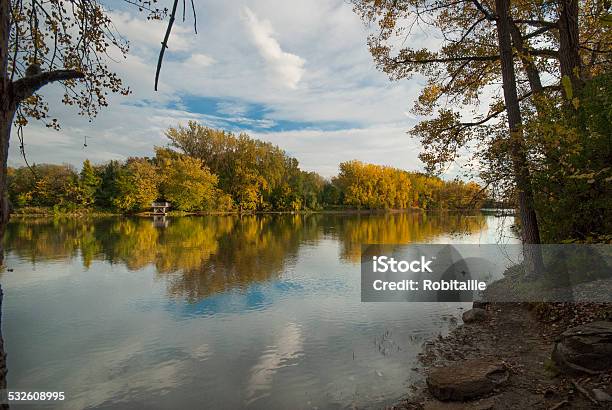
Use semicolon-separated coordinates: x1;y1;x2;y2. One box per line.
397;302;612;409
9;206;494;218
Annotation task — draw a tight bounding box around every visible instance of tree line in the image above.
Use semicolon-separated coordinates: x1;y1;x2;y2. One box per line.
8;123;486;213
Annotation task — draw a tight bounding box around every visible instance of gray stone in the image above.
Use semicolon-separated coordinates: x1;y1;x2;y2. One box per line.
592;389;612;402
551;321;612;375
426;359;508;401
462;308;488;324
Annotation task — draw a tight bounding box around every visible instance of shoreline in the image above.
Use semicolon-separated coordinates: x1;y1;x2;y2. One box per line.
397;302;612;409
8;207;503;218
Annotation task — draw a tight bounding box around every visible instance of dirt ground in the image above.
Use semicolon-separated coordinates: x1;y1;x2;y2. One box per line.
394;303;612;410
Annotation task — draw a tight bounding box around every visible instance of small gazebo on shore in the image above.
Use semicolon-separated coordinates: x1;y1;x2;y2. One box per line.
151;201;171;215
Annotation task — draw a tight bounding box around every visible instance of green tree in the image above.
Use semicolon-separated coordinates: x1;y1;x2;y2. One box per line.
527;73;612;241
79;160;101;207
96;161;122;209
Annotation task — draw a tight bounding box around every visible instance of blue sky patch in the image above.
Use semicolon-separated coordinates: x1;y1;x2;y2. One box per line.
171;96;354;133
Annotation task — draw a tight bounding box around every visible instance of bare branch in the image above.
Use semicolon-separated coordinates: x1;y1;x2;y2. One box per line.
527;48;559;58
512;19;558;28
523;26;552;40
395;55;499;64
155;0;180;91
445;92;533;133
191;0;198;34
448;85;559;132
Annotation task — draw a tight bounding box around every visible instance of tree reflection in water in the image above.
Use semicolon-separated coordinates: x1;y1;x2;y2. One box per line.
4;212;486;301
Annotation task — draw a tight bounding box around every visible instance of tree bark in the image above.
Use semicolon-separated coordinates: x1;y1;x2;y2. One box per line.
0;0;11;404
0;108;13;261
509;21;543;95
13;70;84;101
0;287;6;409
495;0;544;279
558;0;582;97
0;115;10;410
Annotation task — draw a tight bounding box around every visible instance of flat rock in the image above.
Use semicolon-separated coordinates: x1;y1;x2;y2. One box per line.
592;388;612;402
551;321;612;375
462;308;488;324
426;359;508;401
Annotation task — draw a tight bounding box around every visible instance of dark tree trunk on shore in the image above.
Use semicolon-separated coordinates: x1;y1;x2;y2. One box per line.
508;21;543;96
0;106;12;409
558;0;583;97
0;109;14;263
0;0;12;401
0;288;6;410
495;0;544;279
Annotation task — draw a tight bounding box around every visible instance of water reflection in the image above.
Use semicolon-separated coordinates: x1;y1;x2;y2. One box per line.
1;212;507;409
246;322;304;404
5;212;486;301
328;212;487;261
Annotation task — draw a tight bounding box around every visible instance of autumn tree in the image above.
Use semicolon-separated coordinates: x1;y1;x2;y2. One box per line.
353;0;610;276
113;158;159;212
8;163;84;208
332;160;483;210
157;151;219;212
165;122;316;212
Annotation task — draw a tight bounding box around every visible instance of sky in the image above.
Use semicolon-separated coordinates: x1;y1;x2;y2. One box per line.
9;0;448;179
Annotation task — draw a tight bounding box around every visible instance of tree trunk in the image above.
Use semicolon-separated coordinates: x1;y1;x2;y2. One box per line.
0;109;13;260
0;109;12;410
495;0;544;280
558;0;582;98
0;287;6;409
0;0;11;404
509;21;543;95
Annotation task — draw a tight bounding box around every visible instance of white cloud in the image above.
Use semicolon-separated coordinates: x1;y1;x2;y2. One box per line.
216;101;249;116
108;11;194;55
186;53;216;68
251;125;424;178
242;7;306;89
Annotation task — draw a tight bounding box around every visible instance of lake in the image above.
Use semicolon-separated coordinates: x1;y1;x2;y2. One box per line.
1;212;517;409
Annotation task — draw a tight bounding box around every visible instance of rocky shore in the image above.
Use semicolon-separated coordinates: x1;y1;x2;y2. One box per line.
396;303;612;409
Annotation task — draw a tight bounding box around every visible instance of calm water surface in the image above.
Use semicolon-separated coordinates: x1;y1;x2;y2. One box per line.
1;212;516;409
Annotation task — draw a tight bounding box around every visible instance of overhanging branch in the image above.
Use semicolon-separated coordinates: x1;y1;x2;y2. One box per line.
512;19;557;28
12;70;85;102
